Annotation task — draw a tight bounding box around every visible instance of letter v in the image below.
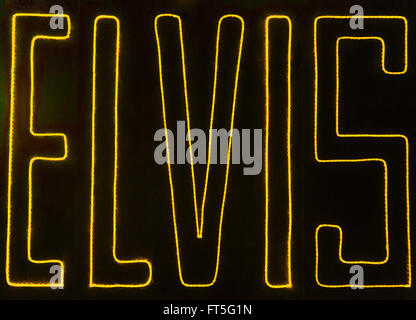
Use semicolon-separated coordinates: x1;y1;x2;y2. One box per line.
154;14;244;287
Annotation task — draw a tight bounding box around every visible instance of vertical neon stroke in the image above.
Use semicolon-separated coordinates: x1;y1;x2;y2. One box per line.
264;15;293;288
6;13;71;287
89;15;152;288
154;14;244;287
313;16;411;288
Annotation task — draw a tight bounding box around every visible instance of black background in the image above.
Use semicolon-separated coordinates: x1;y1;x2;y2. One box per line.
0;0;414;300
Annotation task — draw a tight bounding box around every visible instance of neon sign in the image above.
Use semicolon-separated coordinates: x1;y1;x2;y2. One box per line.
0;0;415;299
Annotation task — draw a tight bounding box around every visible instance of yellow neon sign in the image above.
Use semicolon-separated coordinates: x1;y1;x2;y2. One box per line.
154;13;244;287
313;16;411;288
6;13;71;287
89;15;152;288
5;10;414;292
264;15;293;288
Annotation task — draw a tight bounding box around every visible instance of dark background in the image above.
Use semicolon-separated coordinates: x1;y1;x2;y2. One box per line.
0;0;414;300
